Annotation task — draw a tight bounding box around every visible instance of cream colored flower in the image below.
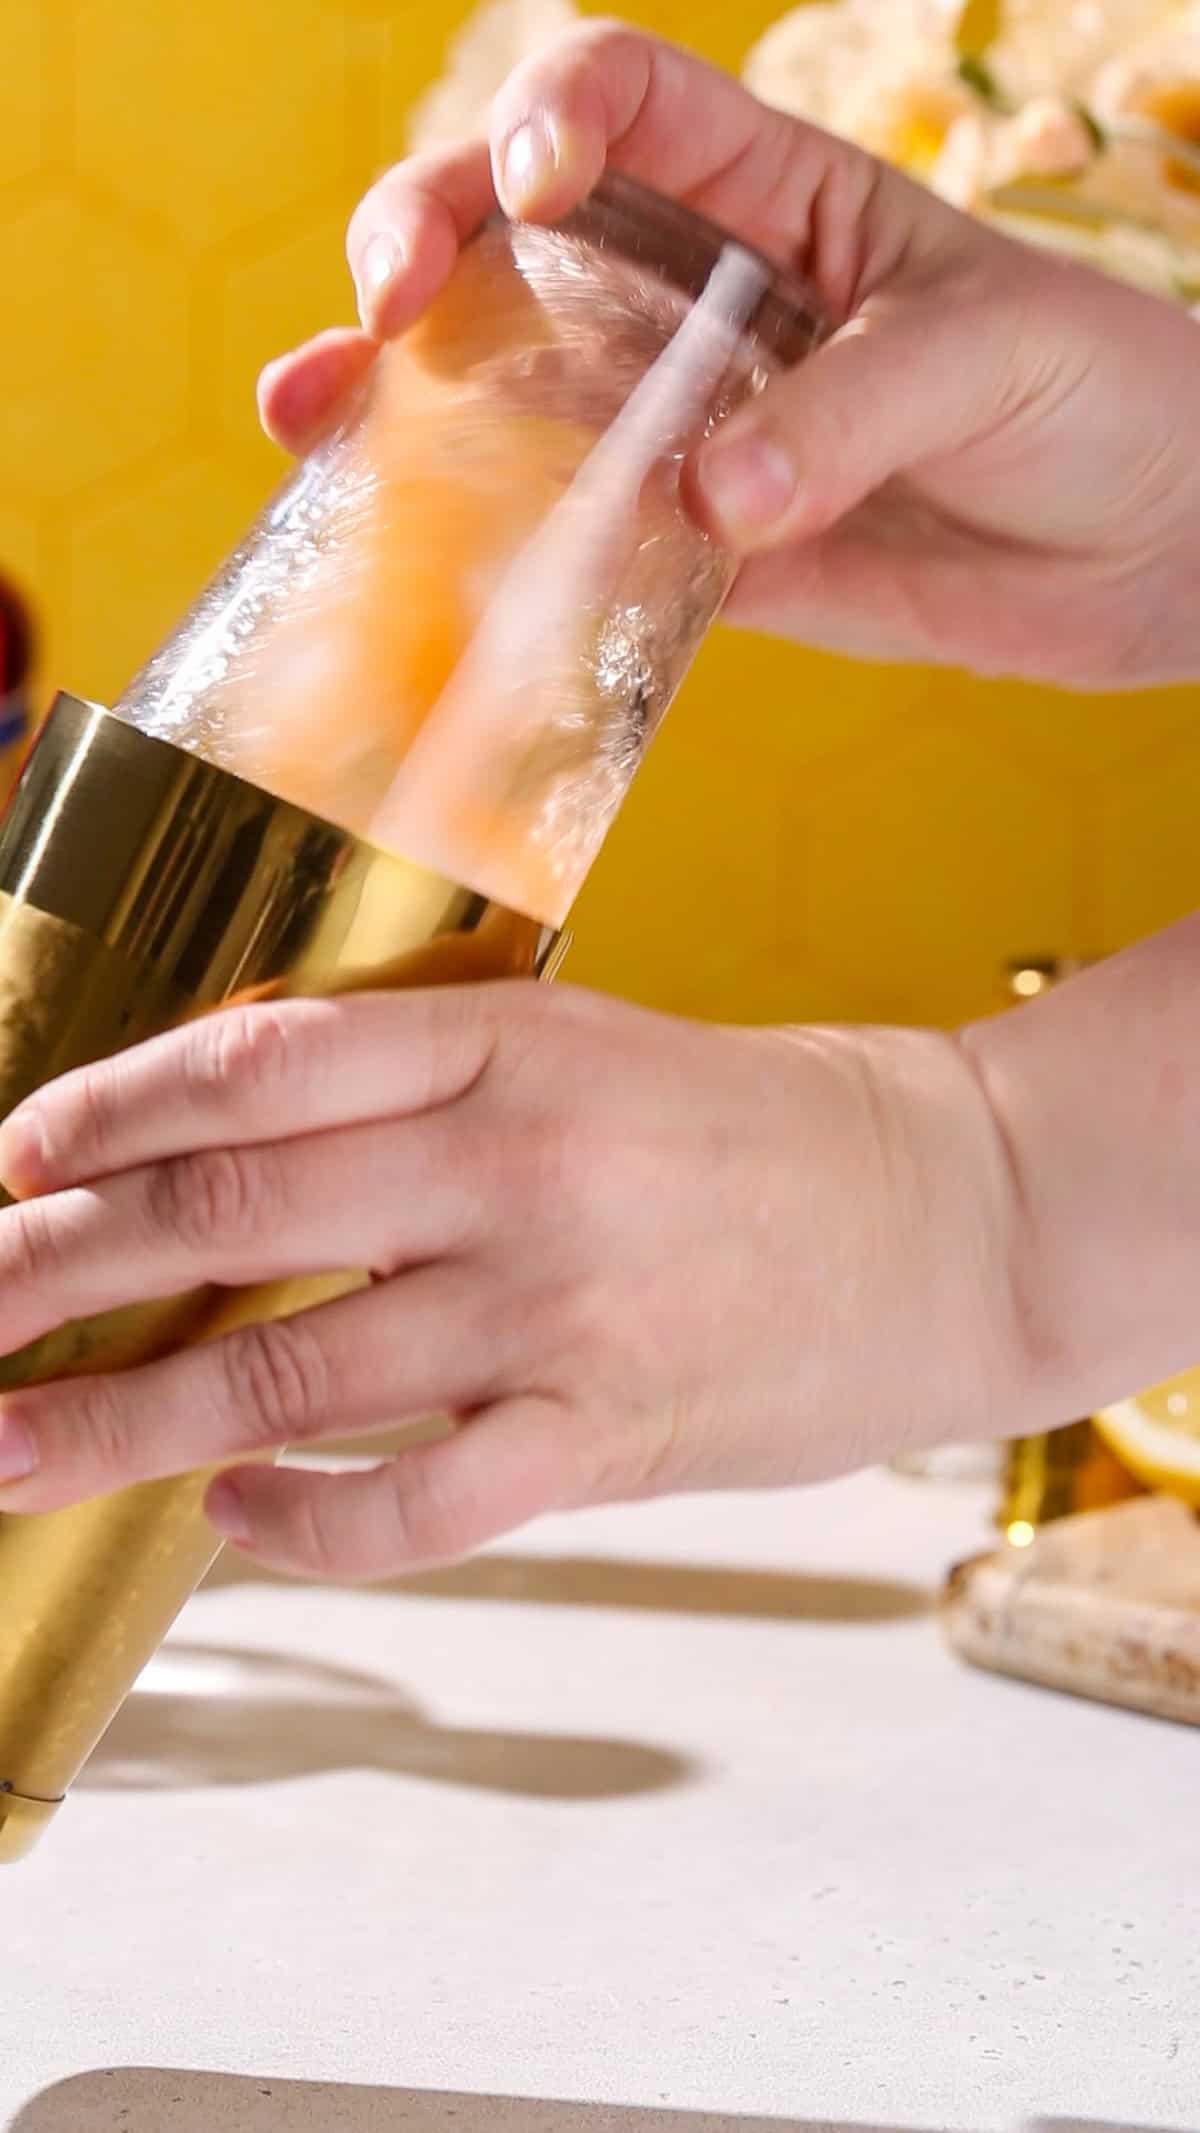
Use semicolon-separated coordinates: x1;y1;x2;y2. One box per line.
744;0;973;172
746;0;1200;306
931;96;1096;208
993;5;1200;256
931;110;991;206
987;0;1185;102
1090;0;1200;102
409;0;579;153
743;2;900;138
1088;4;1200;222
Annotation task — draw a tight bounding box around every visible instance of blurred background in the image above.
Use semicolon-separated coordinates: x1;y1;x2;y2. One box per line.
1;0;1195;1029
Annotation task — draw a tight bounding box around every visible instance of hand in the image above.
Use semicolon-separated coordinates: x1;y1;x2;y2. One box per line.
0;984;1022;1580
260;21;1200;692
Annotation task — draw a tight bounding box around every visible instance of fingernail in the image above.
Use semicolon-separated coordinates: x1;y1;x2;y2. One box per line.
696;426;797;543
0;1108;46;1199
499;114;559;216
206;1477;252;1546
0;1409;37;1485
356;232;401;326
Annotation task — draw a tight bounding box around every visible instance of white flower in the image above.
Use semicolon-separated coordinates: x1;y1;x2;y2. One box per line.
744;0;973;168
743;2;900;138
1089;0;1200;109
931;96;1097;207
987;0;1185;102
1088;3;1200;216
931;111;992;206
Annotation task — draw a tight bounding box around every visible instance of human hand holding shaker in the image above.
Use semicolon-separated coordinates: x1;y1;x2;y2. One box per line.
8;18;1200;1861
0;163;820;1862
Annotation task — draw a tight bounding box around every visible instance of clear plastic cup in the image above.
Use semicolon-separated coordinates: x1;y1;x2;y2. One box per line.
115;173;823;926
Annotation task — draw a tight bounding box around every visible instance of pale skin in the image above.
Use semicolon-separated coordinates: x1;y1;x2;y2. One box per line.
0;24;1197;1581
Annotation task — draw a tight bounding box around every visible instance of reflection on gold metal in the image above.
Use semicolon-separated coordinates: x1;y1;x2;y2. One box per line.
991;954;1143;1537
997;1417;1144;1536
0;1785;58;1863
0;694;564;1862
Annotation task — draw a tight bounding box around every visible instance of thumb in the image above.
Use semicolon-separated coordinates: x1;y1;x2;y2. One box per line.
689;291;1011;551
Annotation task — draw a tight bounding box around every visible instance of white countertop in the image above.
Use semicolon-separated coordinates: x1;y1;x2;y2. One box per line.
5;1468;1198;2133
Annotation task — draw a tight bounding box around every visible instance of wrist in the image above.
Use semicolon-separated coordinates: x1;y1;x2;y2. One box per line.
808;1023;1041;1463
957;921;1200;1422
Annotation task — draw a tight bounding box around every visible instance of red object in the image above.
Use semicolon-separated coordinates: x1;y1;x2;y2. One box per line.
0;575;35;792
0;575;32;695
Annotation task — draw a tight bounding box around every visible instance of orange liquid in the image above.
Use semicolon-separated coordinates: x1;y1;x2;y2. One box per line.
199;220;735;924
236;275;600;848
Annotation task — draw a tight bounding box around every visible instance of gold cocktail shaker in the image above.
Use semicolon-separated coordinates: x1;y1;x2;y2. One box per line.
0;693;564;1862
0;174;820;1861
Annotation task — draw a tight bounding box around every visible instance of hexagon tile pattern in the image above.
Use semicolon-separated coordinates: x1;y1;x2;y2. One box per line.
1;3;47;189
0;191;190;500
2;0;1197;1030
71;1;351;250
64;454;269;708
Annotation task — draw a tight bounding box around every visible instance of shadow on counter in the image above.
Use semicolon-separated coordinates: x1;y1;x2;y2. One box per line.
203;1547;930;1625
8;2079;1187;2133
72;1553;928;1801
75;1641;692;1802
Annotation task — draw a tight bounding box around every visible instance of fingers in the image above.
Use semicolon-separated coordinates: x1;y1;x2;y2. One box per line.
258;328;377;456
0;1267;520;1513
0;1111;489;1359
260;135;494;425
346;137;496;338
0;987;514;1199
488;21;824;250
347;24;941;349
205;1396;578;1580
267;20;969;531
690;264;1014;553
721;519;949;666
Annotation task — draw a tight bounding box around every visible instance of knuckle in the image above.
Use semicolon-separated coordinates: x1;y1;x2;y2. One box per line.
146;1145;258;1248
66;1373;130;1478
525;1102;606;1235
22;1060;121;1186
497;19;637;120
386;1454;468;1567
51;1062;120;1178
72;1061;121;1168
222;1316;333;1446
522;1110;577;1218
185;1004;298;1110
3;1198;63;1287
292;1484;385;1586
553;1269;613;1363
420;984;509;1108
490;981;589;1092
553;16;637;66
563;1412;628;1504
795;386;858;476
288;1483;352;1582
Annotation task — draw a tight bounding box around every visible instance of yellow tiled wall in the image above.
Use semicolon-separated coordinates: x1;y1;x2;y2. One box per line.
2;0;1195;1028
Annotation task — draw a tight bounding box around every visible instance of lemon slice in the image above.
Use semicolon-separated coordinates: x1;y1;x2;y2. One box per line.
1094;1368;1200;1506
